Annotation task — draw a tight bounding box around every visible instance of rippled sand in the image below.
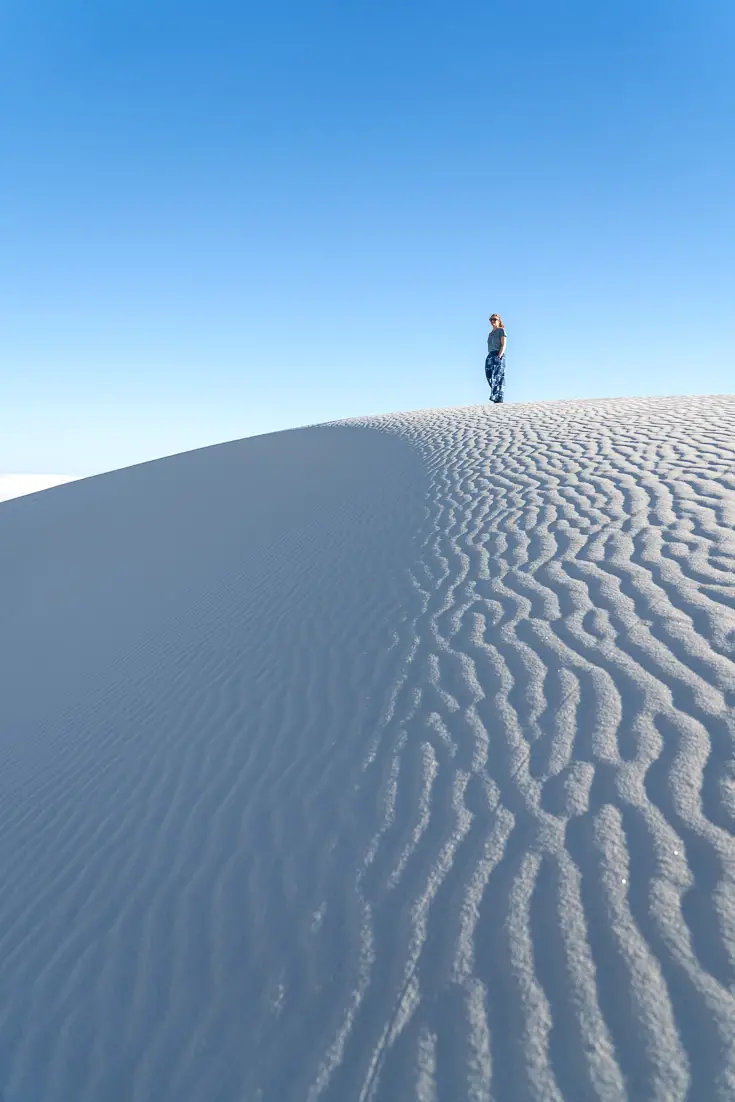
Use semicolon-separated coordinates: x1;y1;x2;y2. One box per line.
1;396;734;1101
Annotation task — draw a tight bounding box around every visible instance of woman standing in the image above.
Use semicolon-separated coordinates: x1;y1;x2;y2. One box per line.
485;314;507;403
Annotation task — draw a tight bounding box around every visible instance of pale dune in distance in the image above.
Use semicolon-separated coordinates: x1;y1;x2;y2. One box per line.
0;474;80;502
1;395;734;1102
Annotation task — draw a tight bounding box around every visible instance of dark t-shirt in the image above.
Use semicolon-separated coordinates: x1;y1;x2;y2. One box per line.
488;326;506;354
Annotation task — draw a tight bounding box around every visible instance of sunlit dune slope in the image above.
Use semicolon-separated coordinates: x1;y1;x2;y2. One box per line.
1;395;734;1102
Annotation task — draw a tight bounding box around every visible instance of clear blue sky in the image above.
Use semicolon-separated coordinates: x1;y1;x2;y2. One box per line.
2;0;733;474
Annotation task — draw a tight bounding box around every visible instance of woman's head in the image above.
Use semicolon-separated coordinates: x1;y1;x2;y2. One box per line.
490;313;504;328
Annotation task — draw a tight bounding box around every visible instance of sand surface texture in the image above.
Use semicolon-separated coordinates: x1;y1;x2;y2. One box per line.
1;395;734;1101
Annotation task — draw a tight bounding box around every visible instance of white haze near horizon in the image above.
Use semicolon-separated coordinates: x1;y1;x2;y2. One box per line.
1;395;734;1102
0;474;80;502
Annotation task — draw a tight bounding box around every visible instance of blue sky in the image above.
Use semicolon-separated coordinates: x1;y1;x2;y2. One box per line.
2;0;733;474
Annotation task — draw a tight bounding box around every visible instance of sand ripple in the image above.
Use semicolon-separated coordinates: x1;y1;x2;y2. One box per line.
1;397;734;1101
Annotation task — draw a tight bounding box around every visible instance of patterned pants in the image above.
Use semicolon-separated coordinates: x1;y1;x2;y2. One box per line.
485;352;505;403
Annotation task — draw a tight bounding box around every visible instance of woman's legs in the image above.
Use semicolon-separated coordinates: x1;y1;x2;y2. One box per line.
484;354;495;394
491;354;505;403
484;353;505;403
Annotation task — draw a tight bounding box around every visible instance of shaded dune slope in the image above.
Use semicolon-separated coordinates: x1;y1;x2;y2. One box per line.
1;396;735;1101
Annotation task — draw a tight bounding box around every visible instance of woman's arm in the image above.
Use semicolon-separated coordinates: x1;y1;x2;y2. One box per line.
499;333;507;357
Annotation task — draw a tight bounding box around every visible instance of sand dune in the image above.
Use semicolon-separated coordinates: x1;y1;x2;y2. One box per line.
1;395;734;1101
0;475;79;503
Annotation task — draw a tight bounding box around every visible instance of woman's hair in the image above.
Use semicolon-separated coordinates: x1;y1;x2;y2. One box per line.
490;314;505;328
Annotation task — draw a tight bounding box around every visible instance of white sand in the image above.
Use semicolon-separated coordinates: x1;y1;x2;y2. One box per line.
0;395;734;1102
0;474;79;502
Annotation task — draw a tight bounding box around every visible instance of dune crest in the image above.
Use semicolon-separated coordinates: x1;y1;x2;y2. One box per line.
0;474;79;503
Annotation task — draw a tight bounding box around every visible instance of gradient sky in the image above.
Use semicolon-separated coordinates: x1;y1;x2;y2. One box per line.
2;0;733;475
